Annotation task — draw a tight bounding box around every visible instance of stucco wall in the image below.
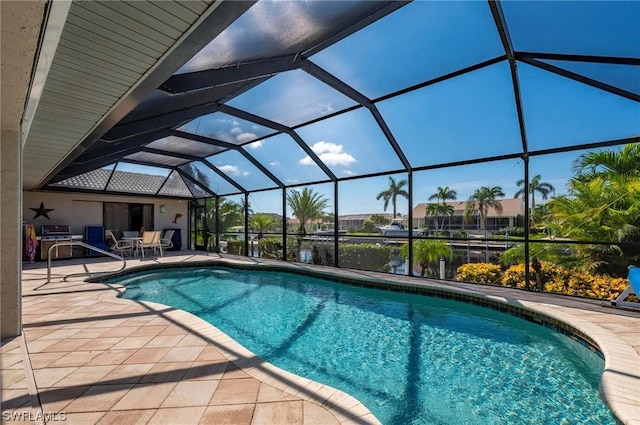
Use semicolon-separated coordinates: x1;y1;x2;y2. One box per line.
23;191;189;248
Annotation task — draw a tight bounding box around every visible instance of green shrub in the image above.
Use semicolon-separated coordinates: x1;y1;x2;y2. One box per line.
311;245;334;266
456;263;502;284
496;227;525;237
502;261;631;300
339;243;391;272
258;237;282;260
357;220;379;234
500;262;558;289
309;243;391;272
226;240;244;255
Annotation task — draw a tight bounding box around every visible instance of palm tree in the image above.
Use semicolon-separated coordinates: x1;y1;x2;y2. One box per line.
464;186;505;232
540;145;640;277
500;242;559;291
427;186;457;230
250;213;276;239
425;203;454;231
429;186;457;204
531;203;553;234
240;197;253;216
515;174;555;211
286;187;329;236
400;240;451;277
376;177;408;218
572;143;640;182
218;198;243;234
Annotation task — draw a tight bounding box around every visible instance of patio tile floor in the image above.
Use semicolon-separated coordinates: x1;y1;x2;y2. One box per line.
2;252;639;424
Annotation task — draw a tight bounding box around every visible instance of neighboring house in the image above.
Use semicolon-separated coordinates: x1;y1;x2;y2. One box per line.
337;213;395;230
286;217;324;233
412;198;524;232
287;213;400;233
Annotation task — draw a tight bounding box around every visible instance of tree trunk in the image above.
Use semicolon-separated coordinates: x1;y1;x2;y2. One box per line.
531;192;536;213
532;257;544;291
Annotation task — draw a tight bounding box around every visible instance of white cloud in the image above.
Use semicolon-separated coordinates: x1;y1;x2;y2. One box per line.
300;141;356;166
230;127;242;135
343;169;357;176
312;141;343;154
286;178;299;183
236;132;262;143
270;161;280;166
318;103;334;114
218;164;248;177
218;164;239;174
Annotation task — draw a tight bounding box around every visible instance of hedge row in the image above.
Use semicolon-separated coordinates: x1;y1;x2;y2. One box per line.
456;262;631;301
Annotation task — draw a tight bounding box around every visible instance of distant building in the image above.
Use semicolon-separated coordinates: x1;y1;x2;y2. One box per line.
286;213;403;233
337;213;395;230
286;217;324;233
412;198;524;231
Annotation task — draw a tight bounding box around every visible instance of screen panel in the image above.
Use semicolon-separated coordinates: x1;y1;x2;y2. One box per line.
519;63;640;152
502;1;640;58
107;163;171;194
146;135;227;157
226;70;356;127
49;165;115;190
378;62;523;168
206;150;279;192
312;1;504;99
246;133;330;185
539;60;640;97
297;108;405;177
177;112;276;145
157;170;193;197
177;1;388;74
124;151;189;167
180;161;241;196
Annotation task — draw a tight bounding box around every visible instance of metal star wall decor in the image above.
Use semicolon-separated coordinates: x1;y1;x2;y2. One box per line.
30;202;55;220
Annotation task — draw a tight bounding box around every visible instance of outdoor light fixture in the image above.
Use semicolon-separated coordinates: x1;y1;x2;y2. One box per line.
160;205;166;213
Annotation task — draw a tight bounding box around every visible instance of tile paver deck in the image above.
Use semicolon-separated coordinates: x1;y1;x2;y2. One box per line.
2;252;639;424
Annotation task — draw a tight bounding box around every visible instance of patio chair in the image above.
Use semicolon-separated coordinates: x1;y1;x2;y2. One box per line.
122;231;139;238
139;230;162;258
107;230;134;257
611;265;640;309
160;229;174;251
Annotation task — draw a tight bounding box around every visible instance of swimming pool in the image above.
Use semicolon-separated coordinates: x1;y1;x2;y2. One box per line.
112;266;615;424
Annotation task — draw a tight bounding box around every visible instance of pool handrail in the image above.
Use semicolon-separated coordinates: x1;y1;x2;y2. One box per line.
42;241;126;287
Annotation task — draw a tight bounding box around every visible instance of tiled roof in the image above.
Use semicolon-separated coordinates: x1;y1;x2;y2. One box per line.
49;168;112;190
50;168;196;198
338;213;395;221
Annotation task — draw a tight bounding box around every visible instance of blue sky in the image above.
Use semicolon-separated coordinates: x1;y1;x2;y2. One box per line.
107;1;639;217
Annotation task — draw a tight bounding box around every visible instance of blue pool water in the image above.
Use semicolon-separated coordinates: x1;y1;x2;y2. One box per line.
112;267;615;424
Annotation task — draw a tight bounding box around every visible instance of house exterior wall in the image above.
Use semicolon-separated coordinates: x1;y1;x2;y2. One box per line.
22;191;189;250
412;199;523;231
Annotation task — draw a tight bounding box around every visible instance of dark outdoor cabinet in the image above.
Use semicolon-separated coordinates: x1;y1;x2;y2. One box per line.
85;226;107;256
